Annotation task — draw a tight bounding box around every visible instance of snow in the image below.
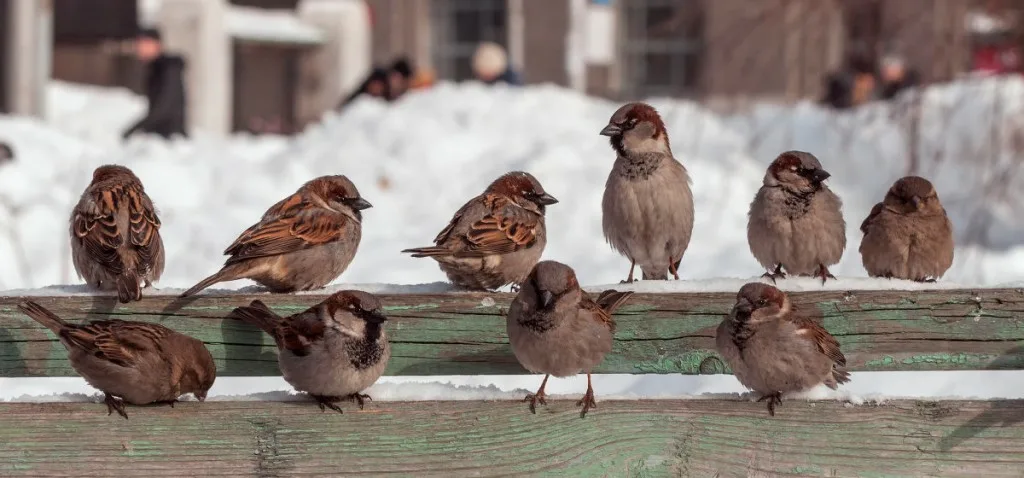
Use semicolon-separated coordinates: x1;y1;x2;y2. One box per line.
2;78;1024;402
226;6;326;45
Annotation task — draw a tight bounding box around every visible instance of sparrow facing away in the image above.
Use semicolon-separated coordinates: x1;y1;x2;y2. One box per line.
506;260;633;418
747;151;846;285
715;282;850;416
70;164;165;303
860;176;954;281
17;300;216;419
228;290;390;413
180;175;372;297
600;102;694;282
402;171;558;291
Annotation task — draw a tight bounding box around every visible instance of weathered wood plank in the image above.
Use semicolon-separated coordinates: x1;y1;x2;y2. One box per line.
1;289;1022;377
0;400;1021;477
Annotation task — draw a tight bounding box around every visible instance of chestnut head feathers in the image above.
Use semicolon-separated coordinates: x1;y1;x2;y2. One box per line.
883;176;943;215
730;282;790;324
485;171;559;213
302;175;373;220
178;341;217;401
323;290;388;340
599;102;671;157
765;151;831;194
527;260;580;309
90;164;142;185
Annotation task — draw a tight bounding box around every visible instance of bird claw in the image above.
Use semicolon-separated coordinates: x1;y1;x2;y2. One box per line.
619;278;636;284
346;393;373;410
523;392;547;414
814;264;836;285
104;394;129;420
311;394;344;414
761;264;786;284
576;390;598;418
757;392;783;417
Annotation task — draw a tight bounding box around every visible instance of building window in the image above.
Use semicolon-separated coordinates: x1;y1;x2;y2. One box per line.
620;0;704;99
432;0;508;81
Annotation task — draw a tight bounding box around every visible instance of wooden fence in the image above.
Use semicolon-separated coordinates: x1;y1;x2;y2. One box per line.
1;289;1023;476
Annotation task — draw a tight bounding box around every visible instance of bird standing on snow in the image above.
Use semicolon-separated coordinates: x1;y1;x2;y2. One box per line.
70;165;165;303
506;260;633;418
17;300;216;419
402;171;558;291
860;176;953;281
228;290;390;413
747;151;846;284
180;175;371;297
600;102;694;282
715;282;850;416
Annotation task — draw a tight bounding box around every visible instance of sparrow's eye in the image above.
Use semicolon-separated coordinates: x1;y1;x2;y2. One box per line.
627;118;638;128
757;298;768;306
790;165;799;172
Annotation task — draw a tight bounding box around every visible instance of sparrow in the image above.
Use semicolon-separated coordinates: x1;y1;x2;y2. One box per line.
181;175;371;297
747;151;846;284
600;102;694;282
715;282;850;416
402;171;558;291
228;290;390;413
17;300;216;419
860;176;954;281
70;164;165;303
506;260;633;418
0;141;12;164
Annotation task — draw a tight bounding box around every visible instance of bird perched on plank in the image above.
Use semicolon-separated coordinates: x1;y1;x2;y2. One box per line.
860;176;954;282
70;164;165;303
506;260;633;418
715;282;850;416
600;102;694;282
228;290;390;413
17;300;216;419
181;175;371;297
402;171;558;291
747;151;846;285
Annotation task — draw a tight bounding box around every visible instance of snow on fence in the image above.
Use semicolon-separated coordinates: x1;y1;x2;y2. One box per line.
1;289;1023;476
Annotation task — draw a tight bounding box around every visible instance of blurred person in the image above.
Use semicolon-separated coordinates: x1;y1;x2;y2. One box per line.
821;48;877;110
387;57;415;100
409;67;437;90
337;67;391;110
471;42;521;86
122;28;188;140
0;141;13;165
878;54;919;100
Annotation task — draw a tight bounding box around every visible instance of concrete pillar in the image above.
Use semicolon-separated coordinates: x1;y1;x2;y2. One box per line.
5;0;52;118
158;0;231;135
297;0;371;110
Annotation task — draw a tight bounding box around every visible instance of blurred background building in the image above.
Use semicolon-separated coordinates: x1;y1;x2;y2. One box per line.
2;0;1021;136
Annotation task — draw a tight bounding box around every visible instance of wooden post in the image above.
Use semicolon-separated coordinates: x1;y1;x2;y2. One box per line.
4;0;51;118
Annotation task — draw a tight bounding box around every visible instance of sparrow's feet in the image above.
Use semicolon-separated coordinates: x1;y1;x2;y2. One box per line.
523;391;548;414
346;393;373;410
669;257;681;281
761;264;787;284
576;389;598;419
156;399;177;408
757;392;783;417
311;394;344;414
105;393;129;420
814;264;836;285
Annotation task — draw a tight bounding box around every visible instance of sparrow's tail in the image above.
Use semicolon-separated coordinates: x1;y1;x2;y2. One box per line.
401;246;452;258
180;265;244;298
227;300;282;338
17;300;68;335
595;290;635;315
116;270;142;303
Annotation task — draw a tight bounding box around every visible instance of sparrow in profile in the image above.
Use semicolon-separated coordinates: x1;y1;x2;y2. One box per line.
181;175;371;297
600;102;694;282
70;164;165;303
860;176;954;281
747;151;846;284
17;300;216;419
228;290;390;413
506;260;633;417
715;282;850;416
402;171;558;291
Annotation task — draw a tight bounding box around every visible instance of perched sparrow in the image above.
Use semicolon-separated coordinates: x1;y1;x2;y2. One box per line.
715;282;850;416
506;260;633;418
228;290;390;412
747;151;846;284
17;300;216;419
860;176;954;281
0;141;13;164
600;102;694;282
402;171;558;291
70;164;165;303
181;175;371;297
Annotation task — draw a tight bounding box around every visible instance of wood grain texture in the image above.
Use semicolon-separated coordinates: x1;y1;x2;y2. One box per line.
1;289;1022;377
0;400;1022;477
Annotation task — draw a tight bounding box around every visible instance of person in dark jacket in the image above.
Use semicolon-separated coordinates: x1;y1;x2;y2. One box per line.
387;57;415;101
122;28;188;139
877;54;919;100
337;67;391;110
820;48;877;110
472;42;522;86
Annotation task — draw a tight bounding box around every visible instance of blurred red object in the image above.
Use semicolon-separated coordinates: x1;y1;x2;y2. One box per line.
972;43;1021;75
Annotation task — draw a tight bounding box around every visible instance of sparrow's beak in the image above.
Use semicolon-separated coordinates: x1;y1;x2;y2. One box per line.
732;298;753;320
599;123;622;136
911;195;922;210
810;169;831;184
538;290;555;309
347;197;373;210
535;193;559;206
364;310;389;325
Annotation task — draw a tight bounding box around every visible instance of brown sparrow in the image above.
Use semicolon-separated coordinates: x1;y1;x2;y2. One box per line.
747;151;846;284
181;175;371;297
402;171;558;291
860;176;954;281
506;260;633;417
70;164;165;303
715;282;850;416
228;290;390;413
17;300;216;419
600;102;694;282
